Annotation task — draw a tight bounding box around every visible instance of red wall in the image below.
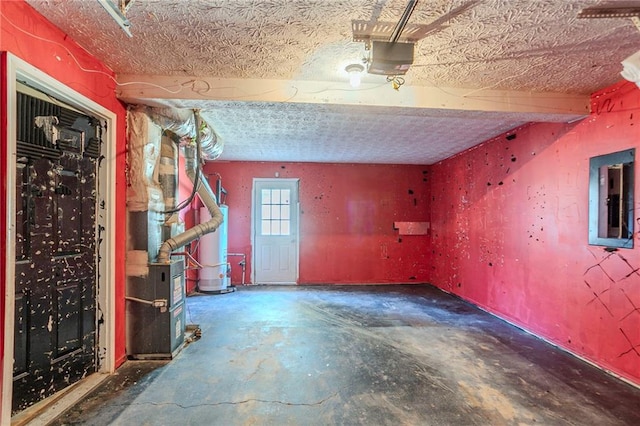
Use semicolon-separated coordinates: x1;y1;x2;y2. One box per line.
0;0;128;411
430;81;640;385
2;0;638;405
177;153;204;294
193;162;431;285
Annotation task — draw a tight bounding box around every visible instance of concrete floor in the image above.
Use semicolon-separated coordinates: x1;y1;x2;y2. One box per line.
52;285;640;425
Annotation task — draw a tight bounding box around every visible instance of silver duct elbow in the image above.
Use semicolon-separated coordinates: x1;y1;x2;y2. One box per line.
146;106;222;161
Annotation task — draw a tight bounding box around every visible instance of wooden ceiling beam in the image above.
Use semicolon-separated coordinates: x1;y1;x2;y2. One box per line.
116;75;590;121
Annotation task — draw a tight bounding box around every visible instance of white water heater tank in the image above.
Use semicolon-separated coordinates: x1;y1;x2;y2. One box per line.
198;205;229;292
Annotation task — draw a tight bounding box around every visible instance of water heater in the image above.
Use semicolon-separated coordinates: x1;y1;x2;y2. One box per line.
199;205;229;292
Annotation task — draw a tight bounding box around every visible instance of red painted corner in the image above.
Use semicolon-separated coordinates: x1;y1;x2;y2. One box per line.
429;84;640;385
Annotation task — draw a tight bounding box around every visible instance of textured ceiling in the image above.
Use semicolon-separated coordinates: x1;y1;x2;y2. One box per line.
175;99;567;164
25;0;640;164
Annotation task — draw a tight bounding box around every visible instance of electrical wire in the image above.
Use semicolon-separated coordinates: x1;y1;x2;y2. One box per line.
1;11;309;106
162;172;200;214
3;6;626;121
297;81;389;95
170;251;204;269
160;111;204;215
386;75;405;90
423;14;631;60
0;10;185;95
161;159;200;214
1;5;553;108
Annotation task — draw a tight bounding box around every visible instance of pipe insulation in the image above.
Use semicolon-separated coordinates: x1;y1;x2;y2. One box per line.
146;107;223;160
156;111;224;263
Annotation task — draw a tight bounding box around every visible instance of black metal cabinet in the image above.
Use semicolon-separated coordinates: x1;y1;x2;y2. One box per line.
126;260;186;358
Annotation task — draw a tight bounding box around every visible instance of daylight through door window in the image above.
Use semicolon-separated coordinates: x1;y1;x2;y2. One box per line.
261;189;291;235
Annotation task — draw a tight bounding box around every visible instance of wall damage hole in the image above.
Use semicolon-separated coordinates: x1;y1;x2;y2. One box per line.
511;156;517;162
498;181;504;186
489;262;493;266
457;282;462;287
506;134;516;140
409;276;416;280
487;182;492;186
408;189;414;194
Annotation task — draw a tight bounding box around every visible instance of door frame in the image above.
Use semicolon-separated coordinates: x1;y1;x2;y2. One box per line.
251;178;300;284
2;53;117;421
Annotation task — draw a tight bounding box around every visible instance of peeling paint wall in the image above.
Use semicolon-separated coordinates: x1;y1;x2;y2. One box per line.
430;81;640;386
1;0;128;413
190;162;431;286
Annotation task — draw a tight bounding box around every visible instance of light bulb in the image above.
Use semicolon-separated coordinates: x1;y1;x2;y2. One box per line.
349;72;361;88
345;64;365;88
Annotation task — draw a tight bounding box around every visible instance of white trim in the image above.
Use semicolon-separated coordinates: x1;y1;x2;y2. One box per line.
2;53;117;423
9;372;109;425
2;53;18;425
470;300;640;391
251;178;300;285
251;182;256;285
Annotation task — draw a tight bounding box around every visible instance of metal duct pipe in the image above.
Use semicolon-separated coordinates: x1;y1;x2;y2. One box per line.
198;120;223;161
156;113;224;263
146;106;223;161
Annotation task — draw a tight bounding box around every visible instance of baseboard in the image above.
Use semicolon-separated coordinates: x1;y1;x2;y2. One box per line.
11;373;108;426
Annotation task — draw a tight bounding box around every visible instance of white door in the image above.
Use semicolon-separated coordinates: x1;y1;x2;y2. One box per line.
253;179;299;284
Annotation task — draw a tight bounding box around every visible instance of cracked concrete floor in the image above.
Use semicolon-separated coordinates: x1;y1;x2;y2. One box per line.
52;285;640;425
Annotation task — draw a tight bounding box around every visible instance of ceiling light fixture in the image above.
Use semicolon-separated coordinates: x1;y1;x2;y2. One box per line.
345;63;365;88
621;50;640;88
96;0;134;37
